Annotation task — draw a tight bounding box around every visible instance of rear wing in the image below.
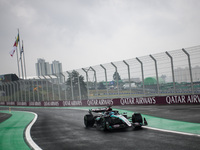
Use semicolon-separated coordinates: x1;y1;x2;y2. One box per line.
89;108;107;113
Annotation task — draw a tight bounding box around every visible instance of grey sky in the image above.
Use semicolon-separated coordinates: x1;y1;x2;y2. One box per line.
0;0;200;77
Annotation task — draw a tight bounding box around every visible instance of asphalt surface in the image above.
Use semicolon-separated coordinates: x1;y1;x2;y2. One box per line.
1;105;200;150
0;112;12;123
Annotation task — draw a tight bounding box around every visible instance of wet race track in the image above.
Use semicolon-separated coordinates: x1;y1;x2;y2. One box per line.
7;105;200;150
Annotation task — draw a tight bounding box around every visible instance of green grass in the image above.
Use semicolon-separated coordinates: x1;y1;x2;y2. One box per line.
0;110;34;150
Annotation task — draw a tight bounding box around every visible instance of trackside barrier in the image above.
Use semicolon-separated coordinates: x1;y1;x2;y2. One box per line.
0;94;200;107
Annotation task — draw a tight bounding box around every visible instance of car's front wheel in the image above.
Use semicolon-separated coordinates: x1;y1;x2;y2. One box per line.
97;118;108;131
132;113;143;128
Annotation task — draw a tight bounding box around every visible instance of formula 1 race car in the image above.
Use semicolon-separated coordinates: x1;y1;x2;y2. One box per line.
84;106;148;130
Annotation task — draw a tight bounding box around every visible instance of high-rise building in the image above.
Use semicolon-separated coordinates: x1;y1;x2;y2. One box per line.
51;60;63;83
35;59;63;83
51;60;62;75
174;66;200;83
35;58;51;76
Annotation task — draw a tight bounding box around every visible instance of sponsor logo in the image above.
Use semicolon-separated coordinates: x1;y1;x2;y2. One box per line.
44;101;59;106
87;99;113;106
6;102;15;106
29;102;42;106
120;97;156;105
17;102;27;106
166;95;200;104
63;100;82;106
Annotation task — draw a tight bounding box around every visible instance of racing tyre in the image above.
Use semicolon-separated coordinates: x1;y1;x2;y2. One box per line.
132;113;143;124
84;114;95;128
97;118;108;131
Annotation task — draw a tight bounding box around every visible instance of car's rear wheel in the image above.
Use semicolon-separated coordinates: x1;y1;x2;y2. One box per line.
84;114;95;127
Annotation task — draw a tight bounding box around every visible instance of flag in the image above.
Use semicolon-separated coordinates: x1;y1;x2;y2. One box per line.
9;33;20;57
9;40;17;57
16;33;19;46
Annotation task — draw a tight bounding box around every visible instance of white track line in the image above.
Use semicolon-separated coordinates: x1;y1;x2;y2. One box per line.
25;112;42;150
143;126;200;137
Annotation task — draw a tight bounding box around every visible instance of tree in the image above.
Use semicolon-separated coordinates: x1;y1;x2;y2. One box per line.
113;71;121;81
66;70;87;100
161;74;166;82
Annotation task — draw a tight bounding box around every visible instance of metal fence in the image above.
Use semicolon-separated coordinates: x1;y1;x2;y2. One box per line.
1;45;200;102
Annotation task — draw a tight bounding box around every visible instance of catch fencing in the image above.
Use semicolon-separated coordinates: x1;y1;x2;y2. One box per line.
0;45;200;102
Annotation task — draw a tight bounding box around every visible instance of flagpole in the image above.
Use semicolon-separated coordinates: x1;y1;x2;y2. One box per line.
18;29;24;79
22;40;27;79
15;37;21;78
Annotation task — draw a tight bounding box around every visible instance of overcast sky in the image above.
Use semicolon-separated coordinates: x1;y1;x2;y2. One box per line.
0;0;200;77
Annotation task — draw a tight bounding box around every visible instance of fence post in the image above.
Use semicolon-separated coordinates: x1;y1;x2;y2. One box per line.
2;84;5;101
166;51;176;93
6;83;10;101
16;81;20;102
60;73;67;100
38;76;44;101
150;54;160;94
0;83;3;101
90;66;98;98
36;78;39;101
43;75;49;101
111;62;119;96
54;74;61;101
100;64;109;97
4;84;7;101
136;57;145;95
82;68;89;99
12;82;16;102
19;80;22;101
8;82;12;101
182;48;194;94
3;84;5;101
0;83;2;101
24;80;27;102
32;79;35;101
48;75;55;101
123;60;131;95
20;80;24;101
28;79;31;102
67;71;74;100
77;73;82;100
